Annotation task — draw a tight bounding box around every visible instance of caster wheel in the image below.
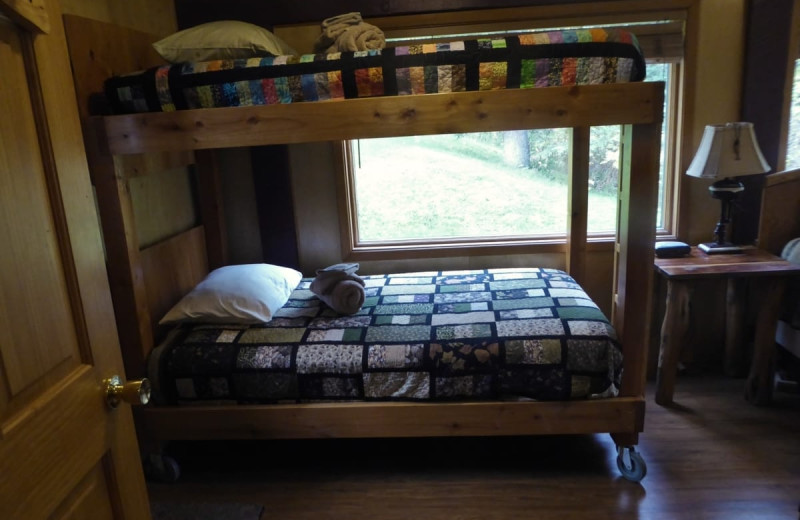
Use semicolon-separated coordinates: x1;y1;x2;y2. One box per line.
616;446;647;482
144;453;181;482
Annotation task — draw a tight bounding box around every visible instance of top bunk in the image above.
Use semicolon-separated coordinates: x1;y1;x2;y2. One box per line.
88;25;664;155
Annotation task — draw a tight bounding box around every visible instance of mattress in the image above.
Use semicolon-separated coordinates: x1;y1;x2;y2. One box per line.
148;268;623;405
105;28;645;114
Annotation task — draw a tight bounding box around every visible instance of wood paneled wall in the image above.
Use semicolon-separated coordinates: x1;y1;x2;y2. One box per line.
62;0;176;36
175;0;595;29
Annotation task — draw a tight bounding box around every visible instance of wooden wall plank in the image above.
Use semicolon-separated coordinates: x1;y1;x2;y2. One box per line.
195;150;228;269
61;0;176;38
0;0;49;34
140;225;208;343
251;146;300;269
757;168;800;255
62;14;165;118
174;0;597;28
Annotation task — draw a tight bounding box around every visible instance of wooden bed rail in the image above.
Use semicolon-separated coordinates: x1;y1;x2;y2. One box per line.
135;397;645;440
94;83;664;155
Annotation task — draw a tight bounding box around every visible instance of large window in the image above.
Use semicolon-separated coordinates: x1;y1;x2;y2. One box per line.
340;19;683;255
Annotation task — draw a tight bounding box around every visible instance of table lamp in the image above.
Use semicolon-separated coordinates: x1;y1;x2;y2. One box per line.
686;122;770;254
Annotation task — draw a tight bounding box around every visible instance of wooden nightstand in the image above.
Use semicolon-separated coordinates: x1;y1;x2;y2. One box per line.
654;247;800;406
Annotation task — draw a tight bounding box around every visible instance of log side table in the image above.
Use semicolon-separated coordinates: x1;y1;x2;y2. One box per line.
654;247;800;406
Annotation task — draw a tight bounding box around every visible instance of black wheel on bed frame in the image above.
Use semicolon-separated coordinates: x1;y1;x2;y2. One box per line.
616;446;647;482
144;453;181;483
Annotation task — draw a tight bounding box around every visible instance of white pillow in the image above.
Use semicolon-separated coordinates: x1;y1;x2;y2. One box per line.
152;21;298;63
160;263;302;325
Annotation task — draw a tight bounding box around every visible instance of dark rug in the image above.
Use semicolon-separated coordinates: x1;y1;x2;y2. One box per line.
151;501;264;520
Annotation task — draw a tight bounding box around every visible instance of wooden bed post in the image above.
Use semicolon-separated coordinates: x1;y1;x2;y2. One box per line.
567;126;591;284
614;121;662;401
83;119;153;379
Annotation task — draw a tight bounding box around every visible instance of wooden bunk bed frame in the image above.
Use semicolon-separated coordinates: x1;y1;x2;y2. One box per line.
67;16;663;479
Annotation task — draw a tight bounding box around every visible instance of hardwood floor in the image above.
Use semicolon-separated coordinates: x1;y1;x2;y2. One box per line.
148;376;800;519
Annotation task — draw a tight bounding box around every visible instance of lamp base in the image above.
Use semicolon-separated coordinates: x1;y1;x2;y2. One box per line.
698;242;744;254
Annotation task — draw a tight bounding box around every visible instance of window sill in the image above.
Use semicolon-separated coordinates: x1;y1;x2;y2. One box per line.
343;236;619;261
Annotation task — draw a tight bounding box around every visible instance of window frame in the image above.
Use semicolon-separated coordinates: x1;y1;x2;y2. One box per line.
335;7;687;261
778;0;800;171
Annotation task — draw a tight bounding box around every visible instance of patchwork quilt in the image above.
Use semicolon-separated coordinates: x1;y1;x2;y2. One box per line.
149;268;623;405
105;28;645;114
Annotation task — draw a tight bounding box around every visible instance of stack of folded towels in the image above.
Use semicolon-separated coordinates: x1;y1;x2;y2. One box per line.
313;12;385;54
310;262;366;315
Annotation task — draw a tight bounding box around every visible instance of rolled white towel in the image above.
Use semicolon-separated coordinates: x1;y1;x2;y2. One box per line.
310;265;366;314
333;22;385;53
314;12;363;53
317;279;366;315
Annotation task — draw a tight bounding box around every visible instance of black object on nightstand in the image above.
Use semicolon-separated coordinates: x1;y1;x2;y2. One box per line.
655;241;691;258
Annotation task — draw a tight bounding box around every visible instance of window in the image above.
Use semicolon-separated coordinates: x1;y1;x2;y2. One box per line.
787;59;800;169
340;16;684;257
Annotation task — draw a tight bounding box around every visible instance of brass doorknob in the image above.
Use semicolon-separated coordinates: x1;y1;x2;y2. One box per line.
104;375;151;408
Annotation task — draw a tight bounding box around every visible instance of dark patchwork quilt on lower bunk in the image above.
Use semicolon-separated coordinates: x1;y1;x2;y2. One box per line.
149;268;623;405
105;28;645;114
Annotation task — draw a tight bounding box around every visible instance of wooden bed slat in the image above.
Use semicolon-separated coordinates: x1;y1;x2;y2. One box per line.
135;397;645;440
99;83;664;155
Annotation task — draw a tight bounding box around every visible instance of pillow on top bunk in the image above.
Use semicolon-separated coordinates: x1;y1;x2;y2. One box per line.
159;263;303;325
153;21;298;63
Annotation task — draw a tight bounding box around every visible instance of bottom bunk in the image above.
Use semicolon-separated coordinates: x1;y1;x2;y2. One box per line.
135;261;647;482
149;267;623;405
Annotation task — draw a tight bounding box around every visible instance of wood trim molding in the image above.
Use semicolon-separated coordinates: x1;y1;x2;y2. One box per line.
776;0;800;171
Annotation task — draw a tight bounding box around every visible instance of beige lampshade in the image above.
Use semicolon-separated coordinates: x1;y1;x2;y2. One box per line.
686;122;771;179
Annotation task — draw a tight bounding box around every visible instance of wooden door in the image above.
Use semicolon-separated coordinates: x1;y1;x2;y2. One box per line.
0;0;150;518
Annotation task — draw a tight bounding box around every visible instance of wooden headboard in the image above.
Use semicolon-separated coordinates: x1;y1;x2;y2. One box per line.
758;168;800;255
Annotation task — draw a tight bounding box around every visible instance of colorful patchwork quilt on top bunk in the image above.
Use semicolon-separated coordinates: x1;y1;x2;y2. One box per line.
148;268;623;405
105;28;645;114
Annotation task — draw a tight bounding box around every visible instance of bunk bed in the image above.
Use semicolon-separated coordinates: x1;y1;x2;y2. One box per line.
65;15;663;482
